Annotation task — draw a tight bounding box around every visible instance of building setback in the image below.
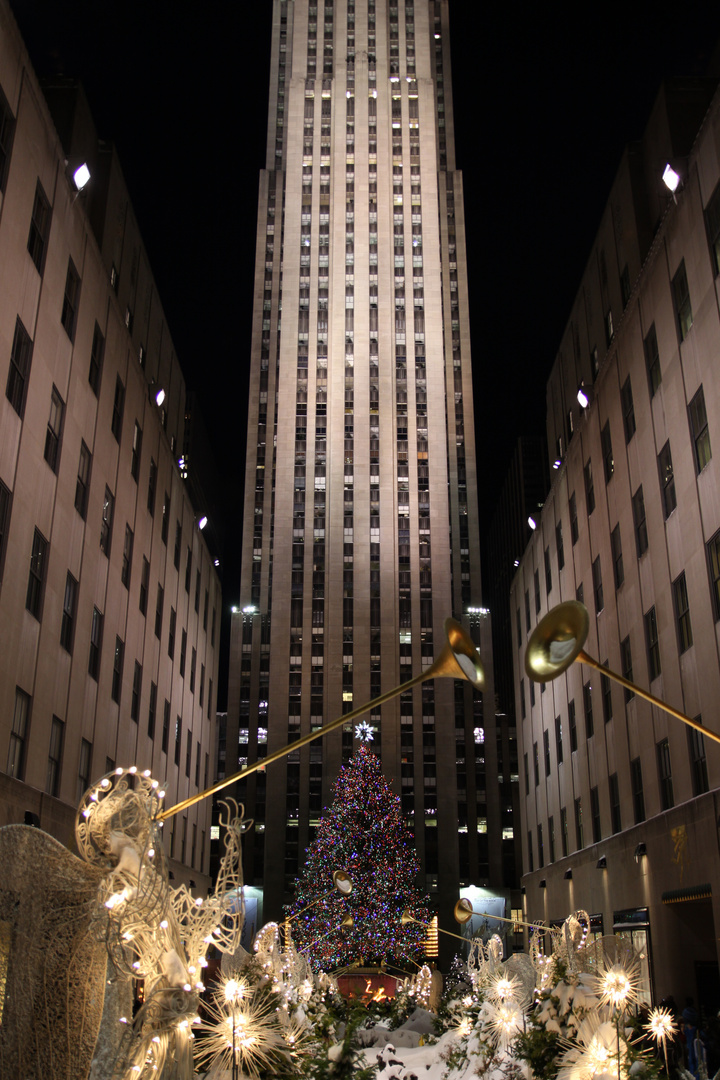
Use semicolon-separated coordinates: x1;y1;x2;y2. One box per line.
226;0;512;949
0;1;220;890
512;77;720;1006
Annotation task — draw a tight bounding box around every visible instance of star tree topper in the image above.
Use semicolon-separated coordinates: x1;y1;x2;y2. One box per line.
354;720;375;742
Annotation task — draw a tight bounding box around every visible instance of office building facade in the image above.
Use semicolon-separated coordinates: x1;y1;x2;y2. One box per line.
512;79;720;1006
226;0;510;944
0;1;220;890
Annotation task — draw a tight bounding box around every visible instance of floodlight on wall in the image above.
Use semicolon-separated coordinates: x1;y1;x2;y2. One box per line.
553;458;562;470
577;384;590;409
513;559;520;567
662;164;681;193
634;842;647;862
563;868;573;880
242;605;257;614
198;516;208;531
596;856;607;869
214;559;220;567
528;516;537;531
73;163;91;190
231;606;239;614
155;388;166;407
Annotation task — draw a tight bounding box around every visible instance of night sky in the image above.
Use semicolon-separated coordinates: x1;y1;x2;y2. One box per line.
10;0;720;702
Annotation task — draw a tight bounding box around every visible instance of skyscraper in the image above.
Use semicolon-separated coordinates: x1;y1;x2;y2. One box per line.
227;0;510;946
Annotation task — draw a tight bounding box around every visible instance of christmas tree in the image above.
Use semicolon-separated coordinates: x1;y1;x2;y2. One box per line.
285;742;433;969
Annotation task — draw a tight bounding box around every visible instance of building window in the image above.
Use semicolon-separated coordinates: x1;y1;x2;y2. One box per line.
162;700;170;754
111;377;125;441
556;520;564;570
111;636;124;704
519;678;526;720
673;571;693;653
168;607;176;660
621;377;636;443
60;259;80;340
583;681;593;739
645;607;661;681
6;317;32;417
707;530;720;620
147;459;157;515
688;720;709;796
523;752;529;795
185;547;192;593
560;806;568;857
25;528;48;619
180;629;187;678
89;323;104;395
570;492;578;544
121;525;133;588
592;556;604;614
672;259;693;340
131;661;142;722
620;636;634;701
543;729;551;776
574;797;584;851
706;180;720;274
601;422;614;482
568;699;577;752
584;460;595;515
77;738;91;804
609;773;621;833
27;181;50;273
74;441;91;519
644;323;661;396
632;486;648;556
175;716;182;766
190;648;196;694
689;386;711;473
534;569;541;615
657;737;674;810
524;590;531;634
185;731;192;778
88;607;102;680
195;569;201;614
533;742;539;786
601;671;612;724
60;571;77;653
0;479;11;580
46;716;64;797
7;687;30;779
44;386;65;472
0;87;15;191
131;421;143;481
155;585;164;639
555;715;563;765
148;682;157;739
139;556;149;616
544;547;552;596
590;786;601;843
537;823;544;869
161;493;170;544
100;487;114;555
174;522;182;570
620;264;631;308
527;831;533;873
657;441;676;518
611;524;623;589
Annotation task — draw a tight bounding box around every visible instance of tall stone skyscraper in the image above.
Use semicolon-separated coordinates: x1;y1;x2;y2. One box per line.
227;0;511;945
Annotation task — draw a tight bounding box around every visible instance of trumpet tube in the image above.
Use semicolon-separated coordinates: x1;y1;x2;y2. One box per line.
158;616;483;822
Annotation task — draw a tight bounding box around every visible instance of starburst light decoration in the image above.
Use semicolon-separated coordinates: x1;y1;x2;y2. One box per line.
193;978;287;1078
557;1014;629;1080
485;1001;524;1052
593;957;641;1012
645;1006;677;1074
354;720;375;742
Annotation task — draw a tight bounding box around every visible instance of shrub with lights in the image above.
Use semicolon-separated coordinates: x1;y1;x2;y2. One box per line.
285;744;432;969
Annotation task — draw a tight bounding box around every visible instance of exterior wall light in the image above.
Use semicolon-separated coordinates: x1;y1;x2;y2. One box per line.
198;516;208;530
662;164;680;193
528;516;537;530
577;385;589;409
155;388;166;407
73;163;91;190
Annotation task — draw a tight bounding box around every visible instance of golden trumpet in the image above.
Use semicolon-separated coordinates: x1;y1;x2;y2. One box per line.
525;601;720;746
158;616;484;822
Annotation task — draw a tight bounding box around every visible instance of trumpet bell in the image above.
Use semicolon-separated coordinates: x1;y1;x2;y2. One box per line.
525;601;590;683
427;618;484;691
454;898;474;925
333;869;353;895
340;913;354;929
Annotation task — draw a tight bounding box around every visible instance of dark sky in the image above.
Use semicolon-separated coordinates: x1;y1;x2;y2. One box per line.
10;0;720;700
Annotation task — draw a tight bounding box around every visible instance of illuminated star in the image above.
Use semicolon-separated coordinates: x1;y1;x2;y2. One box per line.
354;721;375;742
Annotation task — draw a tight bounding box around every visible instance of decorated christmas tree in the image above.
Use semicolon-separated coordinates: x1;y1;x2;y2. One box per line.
285;741;433;969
